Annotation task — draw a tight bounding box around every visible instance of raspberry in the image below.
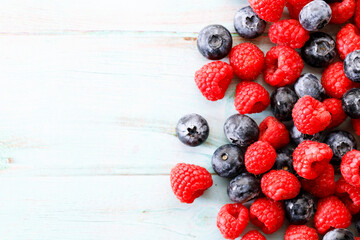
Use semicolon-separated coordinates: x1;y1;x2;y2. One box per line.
292;96;331;135
217;203;249;239
329;0;356;24
321;62;358;99
356;0;360;29
341;150;360;188
301;163;336;198
259;116;289;149
261;170;301;201
249;0;285;22
269;19;309;49
250;197;285;234
336;177;360;215
286;0;312;19
229;43;264;81
245;141;276;175
284;225;319;240
264;46;304;87
352;118;360;135
337;24;360;60
314;196;352;235
170;163;213;203
323;98;347;129
293;140;333;179
242;230;266;240
194;61;234;101
234;81;270;114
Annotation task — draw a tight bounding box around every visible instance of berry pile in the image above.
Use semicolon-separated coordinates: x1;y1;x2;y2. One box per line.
171;0;360;238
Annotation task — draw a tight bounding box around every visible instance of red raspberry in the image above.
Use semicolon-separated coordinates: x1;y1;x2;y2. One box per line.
284;225;319;240
336;177;360;215
259;116;289;149
341;150;360;188
229;43;264;81
314;196;352;235
286;0;312;19
352;118;360;136
245;141;276;175
250;197;285;234
293;140;333;179
329;0;356;24
337;24;360;60
321;62;358;99
261;170;301;201
356;0;360;29
292;96;331;135
242;230;266;240
170;163;213;203
323;98;347;129
217;203;249;239
264;46;304;87
234;81;270;114
301;163;336;198
194;61;234;101
249;0;285;22
269;19;309;49
356;238;360;240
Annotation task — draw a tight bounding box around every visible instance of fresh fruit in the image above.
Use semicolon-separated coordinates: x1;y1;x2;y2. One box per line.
176;113;209;147
194;61;234;101
344;50;360;82
273;146;296;174
356;0;360;29
228;173;261;203
234;6;266;39
301;32;336;68
259;116;289;149
337;24;360;60
294;73;325;101
286;0;312;19
270;87;298;122
229;43;264;81
170;163;213;203
342;88;360;119
323;228;355;240
234;81;270;114
212;144;245;178
248;0;285;22
336;177;360;215
242;230;266;240
324;130;357;165
197;25;232;60
352;118;360;135
245;141;276;175
284;225;319;240
299;0;332;31
224;114;259;148
264;46;304;87
217;203;249;239
341;150;360;188
329;0;356;24
284;192;316;225
289;125;322;145
302;163;336;198
323;98;347;129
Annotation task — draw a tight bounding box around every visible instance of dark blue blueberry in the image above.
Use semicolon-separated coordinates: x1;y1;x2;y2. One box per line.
290;125;322;145
344;50;360;83
323;229;355;240
234;6;266;39
324;130;357;165
294;73;325;101
176;113;209;147
273;147;296;174
301;32;336;68
342;88;360;119
227;173;261;203
299;0;332;31
224;114;259;148
271;87;299;122
212;144;245;178
197;25;232;60
284;192;316;225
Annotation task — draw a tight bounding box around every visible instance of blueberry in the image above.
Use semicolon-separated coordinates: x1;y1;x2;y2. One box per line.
344;50;360;82
212;144;245;178
324;130;357;165
228;173;261;203
323;229;355;240
234;6;266;39
284;192;316;225
273;147;296;174
290;125;322;145
294;73;325;101
356;214;360;235
299;0;332;31
342;88;360;119
271;87;299;122
176;113;209;147
224;114;259;148
301;32;336;68
197;25;232;60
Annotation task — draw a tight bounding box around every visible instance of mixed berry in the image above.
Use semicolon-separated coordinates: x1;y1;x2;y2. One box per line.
171;0;360;238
